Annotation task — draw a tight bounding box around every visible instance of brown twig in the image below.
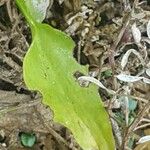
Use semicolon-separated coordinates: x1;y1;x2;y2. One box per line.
0;99;40;114
108;10;131;80
0;22;7;30
6;0;13;23
134;123;150;131
112;93;148;104
121;100;150;149
35;107;71;149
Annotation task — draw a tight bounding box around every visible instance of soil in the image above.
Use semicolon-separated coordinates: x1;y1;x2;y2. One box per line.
0;0;150;150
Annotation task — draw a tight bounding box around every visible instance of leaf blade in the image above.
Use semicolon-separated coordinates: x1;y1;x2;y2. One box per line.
16;0;115;149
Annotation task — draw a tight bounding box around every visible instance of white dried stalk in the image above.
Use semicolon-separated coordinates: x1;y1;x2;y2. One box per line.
78;76;116;95
143;77;150;84
131;23;141;44
116;74;150;84
137;135;150;144
121;49;144;70
58;0;64;5
147;20;150;39
111;118;122;146
146;68;150;77
116;74;143;82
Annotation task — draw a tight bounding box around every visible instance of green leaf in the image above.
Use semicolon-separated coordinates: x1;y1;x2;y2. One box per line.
20;132;36;148
128;99;137;112
128;137;135;149
16;0;115;149
16;0;49;23
102;70;112;78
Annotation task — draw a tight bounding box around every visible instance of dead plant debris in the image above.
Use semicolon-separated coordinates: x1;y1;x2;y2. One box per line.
0;0;150;149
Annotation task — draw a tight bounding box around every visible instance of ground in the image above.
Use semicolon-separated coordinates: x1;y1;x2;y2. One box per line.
0;0;150;150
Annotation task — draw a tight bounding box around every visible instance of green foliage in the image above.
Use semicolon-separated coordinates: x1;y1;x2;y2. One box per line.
20;132;36;148
128;137;135;149
128;99;137;125
128;99;137;112
115;98;137;126
16;0;115;149
102;69;112;78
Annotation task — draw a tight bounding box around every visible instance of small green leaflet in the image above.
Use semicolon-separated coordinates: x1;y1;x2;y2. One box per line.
20;132;36;148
